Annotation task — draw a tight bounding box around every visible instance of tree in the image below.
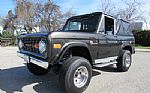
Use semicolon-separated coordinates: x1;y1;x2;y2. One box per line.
99;0;116;15
117;0;143;22
3;10;16;36
15;0;36;32
0;16;3;26
15;0;74;32
98;0;144;23
63;9;75;20
41;0;63;31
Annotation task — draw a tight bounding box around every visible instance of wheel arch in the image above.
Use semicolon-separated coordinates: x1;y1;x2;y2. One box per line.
122;45;133;54
55;42;94;64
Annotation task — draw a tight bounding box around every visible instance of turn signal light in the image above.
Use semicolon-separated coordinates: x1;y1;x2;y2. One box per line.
34;43;39;49
53;44;61;49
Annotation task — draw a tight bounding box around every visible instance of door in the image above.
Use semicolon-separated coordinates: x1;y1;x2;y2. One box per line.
98;34;110;59
97;15;121;59
104;35;120;57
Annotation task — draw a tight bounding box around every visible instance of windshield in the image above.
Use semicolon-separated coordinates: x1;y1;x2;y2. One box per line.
63;14;100;33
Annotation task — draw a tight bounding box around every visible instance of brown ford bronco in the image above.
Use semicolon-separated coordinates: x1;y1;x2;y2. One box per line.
17;12;135;93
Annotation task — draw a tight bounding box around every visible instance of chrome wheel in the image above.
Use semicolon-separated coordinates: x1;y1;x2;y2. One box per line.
74;66;89;88
125;54;131;68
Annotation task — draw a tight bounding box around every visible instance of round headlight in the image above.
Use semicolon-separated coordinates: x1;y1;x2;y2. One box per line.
39;40;46;54
18;40;23;48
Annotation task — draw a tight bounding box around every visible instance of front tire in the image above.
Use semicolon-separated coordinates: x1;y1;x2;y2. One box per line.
27;63;49;76
59;57;92;93
117;50;132;72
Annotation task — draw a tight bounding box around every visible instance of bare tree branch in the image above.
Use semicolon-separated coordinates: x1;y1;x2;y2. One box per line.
99;0;116;15
117;0;143;22
14;0;74;32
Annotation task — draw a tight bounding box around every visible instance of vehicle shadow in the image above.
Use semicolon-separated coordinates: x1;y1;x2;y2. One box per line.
92;70;101;77
0;65;119;93
0;66;65;93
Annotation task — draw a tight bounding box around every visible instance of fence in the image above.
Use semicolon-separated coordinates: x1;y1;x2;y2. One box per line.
0;37;16;46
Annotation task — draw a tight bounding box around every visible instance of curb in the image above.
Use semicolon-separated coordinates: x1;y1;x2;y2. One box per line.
135;49;150;52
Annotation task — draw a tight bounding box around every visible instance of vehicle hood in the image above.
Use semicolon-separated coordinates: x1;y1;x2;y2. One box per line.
18;32;50;38
50;31;98;39
18;31;98;40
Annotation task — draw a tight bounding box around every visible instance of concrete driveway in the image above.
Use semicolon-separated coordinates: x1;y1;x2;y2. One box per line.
0;47;150;93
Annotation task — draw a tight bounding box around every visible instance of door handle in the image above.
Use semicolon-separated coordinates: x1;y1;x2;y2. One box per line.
90;40;98;45
89;37;98;45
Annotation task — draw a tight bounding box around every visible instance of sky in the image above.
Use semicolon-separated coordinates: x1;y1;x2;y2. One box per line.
0;0;15;17
0;0;150;22
0;0;101;16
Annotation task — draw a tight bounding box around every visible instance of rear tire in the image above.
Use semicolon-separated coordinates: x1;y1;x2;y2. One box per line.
59;57;92;93
117;50;132;72
27;63;49;76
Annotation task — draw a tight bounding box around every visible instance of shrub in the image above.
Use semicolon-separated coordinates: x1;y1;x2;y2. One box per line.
2;31;13;38
132;30;150;46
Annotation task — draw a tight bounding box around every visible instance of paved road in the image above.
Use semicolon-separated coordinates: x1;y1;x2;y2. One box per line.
0;47;150;93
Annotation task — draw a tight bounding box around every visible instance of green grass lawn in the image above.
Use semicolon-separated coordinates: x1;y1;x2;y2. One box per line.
135;45;150;49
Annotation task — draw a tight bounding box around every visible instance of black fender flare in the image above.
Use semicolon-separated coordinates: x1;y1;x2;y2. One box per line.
53;42;93;64
122;45;134;54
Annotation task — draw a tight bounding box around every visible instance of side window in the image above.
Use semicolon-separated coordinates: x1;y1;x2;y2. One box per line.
105;16;114;35
65;21;81;31
69;22;81;30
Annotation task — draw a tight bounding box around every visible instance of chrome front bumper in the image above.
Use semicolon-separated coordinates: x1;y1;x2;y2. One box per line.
17;51;49;69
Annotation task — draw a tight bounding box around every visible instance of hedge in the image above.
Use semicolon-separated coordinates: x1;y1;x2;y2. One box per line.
1;31;13;38
132;30;150;46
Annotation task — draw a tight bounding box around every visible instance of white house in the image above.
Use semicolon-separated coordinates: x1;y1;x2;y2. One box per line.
14;25;40;35
0;25;3;34
142;23;150;30
131;22;150;30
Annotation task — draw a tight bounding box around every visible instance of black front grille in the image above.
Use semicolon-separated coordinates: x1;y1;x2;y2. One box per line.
21;37;46;54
